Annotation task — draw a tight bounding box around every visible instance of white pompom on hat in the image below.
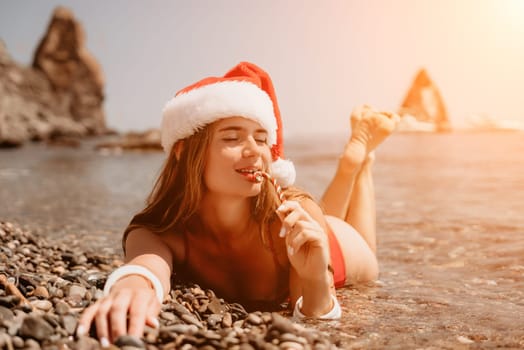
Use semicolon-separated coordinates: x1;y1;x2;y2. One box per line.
161;62;296;187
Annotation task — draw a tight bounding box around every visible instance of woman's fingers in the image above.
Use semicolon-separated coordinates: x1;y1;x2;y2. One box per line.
77;288;160;346
77;303;98;336
109;291;134;341
277;200;324;252
146;314;160;329
145;297;161;329
94;298;113;345
126;291;158;337
286;222;324;253
277;201;311;227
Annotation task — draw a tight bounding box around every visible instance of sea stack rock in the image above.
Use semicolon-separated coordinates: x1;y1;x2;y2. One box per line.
398;69;451;132
0;7;107;147
32;6;106;134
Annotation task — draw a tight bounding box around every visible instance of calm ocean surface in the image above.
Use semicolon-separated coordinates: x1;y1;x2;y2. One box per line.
1;132;523;346
1;132;522;246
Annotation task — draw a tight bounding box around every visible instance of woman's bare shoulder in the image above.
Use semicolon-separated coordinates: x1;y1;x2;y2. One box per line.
125;228;176;262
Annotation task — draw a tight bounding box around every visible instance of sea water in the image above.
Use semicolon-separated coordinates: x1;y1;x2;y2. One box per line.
1;131;523;346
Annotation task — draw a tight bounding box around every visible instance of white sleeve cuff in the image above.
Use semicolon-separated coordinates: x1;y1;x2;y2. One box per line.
293;294;342;320
103;265;164;303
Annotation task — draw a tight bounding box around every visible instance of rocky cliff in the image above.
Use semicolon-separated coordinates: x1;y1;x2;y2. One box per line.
0;7;107;147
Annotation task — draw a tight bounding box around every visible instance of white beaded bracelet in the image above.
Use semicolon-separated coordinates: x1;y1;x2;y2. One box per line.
293;295;342;320
103;265;164;303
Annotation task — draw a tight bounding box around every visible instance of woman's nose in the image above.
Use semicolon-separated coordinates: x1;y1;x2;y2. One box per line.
242;137;261;157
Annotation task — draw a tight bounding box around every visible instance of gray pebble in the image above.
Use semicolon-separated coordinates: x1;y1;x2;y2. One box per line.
19;316;54;341
0;305;14;322
68;284;87;298
181;313;203;328
280;340;305;350
114;335;145;348
222;312;233;328
53;300;70;315
60;314;77;335
31;299;53;312
247;313;263;325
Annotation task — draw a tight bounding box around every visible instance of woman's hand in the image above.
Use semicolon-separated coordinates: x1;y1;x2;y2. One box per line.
77;275;161;346
276;200;331;279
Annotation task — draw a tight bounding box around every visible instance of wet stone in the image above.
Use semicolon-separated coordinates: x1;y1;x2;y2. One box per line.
207;297;227;314
114;335;145;348
47;286;64;298
0;305;14;322
171;302;191;316
160;311;177;322
239;342;256;350
19;316;55;341
280;333;302;343
247;313;263;325
60;314;77;335
206;313;222;327
181;313;203;328
43;314;61;328
222;312;233;328
12;336;24;348
31;299;53;312
270;313;295;334
161;324;199;335
32;286;49;299
0;295;20;308
53;301;70;315
65;294;85;307
24;338;41;349
75;336;100;350
280;340;305;350
0;334;15;349
67;284;87;298
200;329;222;341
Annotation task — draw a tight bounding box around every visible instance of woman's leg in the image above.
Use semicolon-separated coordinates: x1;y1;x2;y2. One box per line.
321;105;396;232
321;105;398;284
325;154;379;284
320;106;367;218
345;154;376;252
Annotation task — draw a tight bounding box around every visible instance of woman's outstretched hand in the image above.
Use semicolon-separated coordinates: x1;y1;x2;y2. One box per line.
276;200;331;278
77;275;161;346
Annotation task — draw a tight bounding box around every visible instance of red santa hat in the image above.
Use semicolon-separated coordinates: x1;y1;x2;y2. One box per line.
161;62;296;187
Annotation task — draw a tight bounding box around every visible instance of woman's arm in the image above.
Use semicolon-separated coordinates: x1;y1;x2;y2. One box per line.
278;198;340;318
78;228;173;345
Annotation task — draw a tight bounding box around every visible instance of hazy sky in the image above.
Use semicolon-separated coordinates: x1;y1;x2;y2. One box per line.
1;0;523;136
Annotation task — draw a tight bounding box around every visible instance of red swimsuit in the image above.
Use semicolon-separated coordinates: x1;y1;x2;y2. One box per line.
326;225;346;288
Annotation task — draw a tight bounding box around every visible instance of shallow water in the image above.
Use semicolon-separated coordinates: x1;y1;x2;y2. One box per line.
1;132;523;348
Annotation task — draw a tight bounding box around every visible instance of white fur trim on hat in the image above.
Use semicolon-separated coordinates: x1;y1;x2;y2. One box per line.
271;157;296;188
161;80;277;153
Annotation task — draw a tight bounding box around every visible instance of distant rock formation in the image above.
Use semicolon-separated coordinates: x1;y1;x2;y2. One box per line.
398;69;451;132
0;7;107;147
95;129;162;152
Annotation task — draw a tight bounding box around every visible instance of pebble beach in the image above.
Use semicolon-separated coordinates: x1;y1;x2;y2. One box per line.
0;221;340;350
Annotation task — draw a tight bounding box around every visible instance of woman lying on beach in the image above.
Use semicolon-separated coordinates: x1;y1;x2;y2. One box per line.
78;61;399;345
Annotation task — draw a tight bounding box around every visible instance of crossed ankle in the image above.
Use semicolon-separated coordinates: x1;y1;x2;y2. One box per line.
338;153;365;172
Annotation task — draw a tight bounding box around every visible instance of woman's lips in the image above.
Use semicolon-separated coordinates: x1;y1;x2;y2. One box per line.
236;168;261;182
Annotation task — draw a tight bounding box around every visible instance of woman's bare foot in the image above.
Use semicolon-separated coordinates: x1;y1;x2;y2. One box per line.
341;105;399;168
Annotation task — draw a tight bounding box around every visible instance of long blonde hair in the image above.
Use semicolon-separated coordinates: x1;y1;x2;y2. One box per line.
123;123;312;250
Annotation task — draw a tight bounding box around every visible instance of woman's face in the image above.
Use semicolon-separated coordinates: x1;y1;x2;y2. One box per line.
204;117;272;198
